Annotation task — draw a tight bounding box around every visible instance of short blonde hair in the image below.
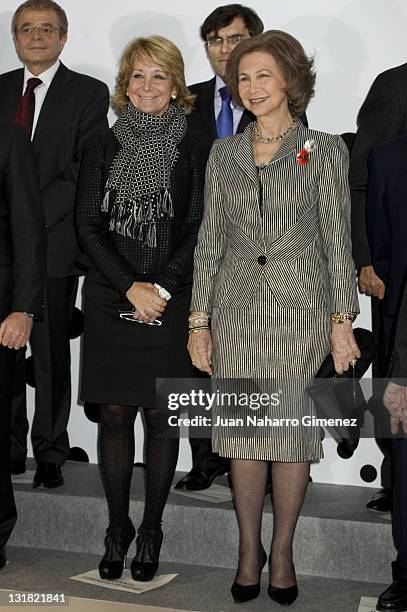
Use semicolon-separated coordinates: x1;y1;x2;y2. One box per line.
112;35;195;115
226;30;315;118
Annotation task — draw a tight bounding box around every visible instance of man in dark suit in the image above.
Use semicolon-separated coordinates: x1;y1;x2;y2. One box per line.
377;282;407;612
0;120;46;568
366;135;407;377
0;0;109;488
349;63;407;512
175;4;265;491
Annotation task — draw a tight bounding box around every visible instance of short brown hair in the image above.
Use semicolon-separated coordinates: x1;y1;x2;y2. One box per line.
12;0;68;36
112;35;195;115
226;30;315;117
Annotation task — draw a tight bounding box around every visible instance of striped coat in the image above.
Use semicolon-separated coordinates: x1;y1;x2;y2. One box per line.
191;121;359;461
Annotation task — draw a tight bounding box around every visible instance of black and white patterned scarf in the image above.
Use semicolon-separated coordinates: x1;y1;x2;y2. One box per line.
102;101;187;247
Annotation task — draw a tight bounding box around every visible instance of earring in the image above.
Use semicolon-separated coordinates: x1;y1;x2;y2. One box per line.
171;91;177;99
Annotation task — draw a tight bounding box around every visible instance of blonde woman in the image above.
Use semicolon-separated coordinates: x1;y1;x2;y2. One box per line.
76;36;205;582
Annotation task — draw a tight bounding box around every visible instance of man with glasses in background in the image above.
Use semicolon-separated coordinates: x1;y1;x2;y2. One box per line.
0;0;109;489
175;4;265;491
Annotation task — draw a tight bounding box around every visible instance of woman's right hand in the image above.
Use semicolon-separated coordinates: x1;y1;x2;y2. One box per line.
188;330;213;375
126;282;167;322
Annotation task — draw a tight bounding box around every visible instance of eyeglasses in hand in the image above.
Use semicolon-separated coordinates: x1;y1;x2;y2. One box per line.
118;310;162;326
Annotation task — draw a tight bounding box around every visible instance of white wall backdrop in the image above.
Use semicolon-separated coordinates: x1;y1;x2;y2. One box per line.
1;0;406;486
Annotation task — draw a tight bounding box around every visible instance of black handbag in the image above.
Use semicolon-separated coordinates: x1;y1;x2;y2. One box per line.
306;328;376;458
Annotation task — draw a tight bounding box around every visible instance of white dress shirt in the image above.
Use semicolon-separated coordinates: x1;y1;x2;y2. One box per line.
22;60;60;139
214;75;244;135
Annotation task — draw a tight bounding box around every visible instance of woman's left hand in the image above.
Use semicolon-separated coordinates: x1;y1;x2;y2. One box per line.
330;320;361;375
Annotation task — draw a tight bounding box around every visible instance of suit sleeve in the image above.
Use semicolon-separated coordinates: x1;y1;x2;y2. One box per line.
349;71;401;268
6;127;47;315
153;136;206;295
318;136;359;314
390;283;407;379
366;150;390;284
42;81;109;232
190;141;228;313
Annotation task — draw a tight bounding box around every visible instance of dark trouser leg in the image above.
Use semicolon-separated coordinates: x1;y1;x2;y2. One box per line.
189;371;229;472
392;438;407;581
30;276;78;465
189;437;230;471
371;296;392;489
0;346;17;548
10;347;28;464
98;404;137;528
141;407;179;530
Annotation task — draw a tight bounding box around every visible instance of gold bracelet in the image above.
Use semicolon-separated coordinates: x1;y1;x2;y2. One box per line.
188;327;210;335
330;312;355;324
189;311;208;319
188;317;209;327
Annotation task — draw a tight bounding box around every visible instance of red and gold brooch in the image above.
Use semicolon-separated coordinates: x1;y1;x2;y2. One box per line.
296;139;316;166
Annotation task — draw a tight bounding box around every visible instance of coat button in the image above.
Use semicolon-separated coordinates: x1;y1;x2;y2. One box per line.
258;255;267;265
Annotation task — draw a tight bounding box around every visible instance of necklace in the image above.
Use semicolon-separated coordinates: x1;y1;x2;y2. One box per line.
253;117;297;144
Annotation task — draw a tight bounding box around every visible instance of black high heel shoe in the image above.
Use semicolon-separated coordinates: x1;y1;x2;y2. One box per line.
130;526;163;582
231;547;267;604
268;555;298;605
99;517;135;580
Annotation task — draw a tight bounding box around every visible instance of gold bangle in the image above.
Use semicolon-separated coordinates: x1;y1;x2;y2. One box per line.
189;311;208;319
188;327;210;335
188;317;209;327
330;312;355;324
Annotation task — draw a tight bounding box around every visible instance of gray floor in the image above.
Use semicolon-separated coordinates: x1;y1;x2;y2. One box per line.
0;546;387;612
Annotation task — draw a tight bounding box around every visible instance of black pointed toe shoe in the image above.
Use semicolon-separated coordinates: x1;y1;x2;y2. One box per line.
130;526;163;582
231;548;267;604
268;556;298;606
268;583;299;606
98;518;135;580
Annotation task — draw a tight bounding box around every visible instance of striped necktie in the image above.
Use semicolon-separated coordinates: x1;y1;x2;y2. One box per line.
216;85;233;138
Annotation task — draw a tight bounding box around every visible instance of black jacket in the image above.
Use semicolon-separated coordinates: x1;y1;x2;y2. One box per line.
75;121;206;297
0;121;46;318
0;63;109;277
367;134;407;366
349;63;407;269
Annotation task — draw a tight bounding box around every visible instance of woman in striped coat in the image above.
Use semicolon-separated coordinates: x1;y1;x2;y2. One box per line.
188;31;360;606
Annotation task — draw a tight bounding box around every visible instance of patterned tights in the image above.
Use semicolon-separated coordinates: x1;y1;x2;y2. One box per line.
98;404;179;531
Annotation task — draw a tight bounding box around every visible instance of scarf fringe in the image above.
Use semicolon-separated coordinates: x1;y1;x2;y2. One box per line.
105;188;173;248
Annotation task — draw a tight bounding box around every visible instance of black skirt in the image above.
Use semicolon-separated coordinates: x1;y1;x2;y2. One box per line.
80;269;194;407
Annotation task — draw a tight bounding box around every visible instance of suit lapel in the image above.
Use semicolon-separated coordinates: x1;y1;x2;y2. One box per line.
233;124;258;184
0;70;23;122
268;120;304;166
231;124;264;245
236;109;255;134
198;78;217;141
32;63;73;153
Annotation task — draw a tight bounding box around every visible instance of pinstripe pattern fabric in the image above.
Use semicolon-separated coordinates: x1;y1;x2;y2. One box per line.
191;121;359;461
